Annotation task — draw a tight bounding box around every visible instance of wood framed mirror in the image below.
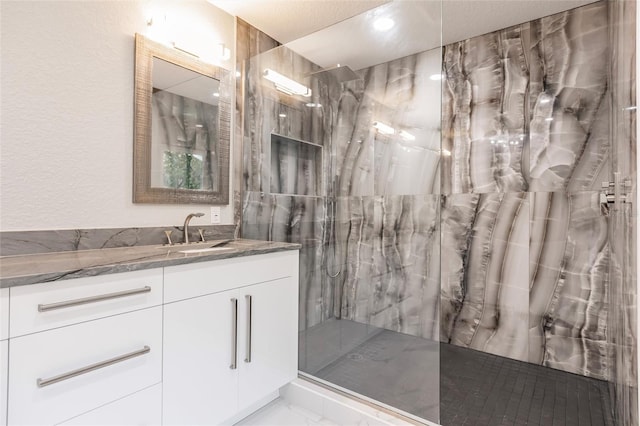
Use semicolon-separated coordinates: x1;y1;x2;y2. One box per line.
133;33;230;204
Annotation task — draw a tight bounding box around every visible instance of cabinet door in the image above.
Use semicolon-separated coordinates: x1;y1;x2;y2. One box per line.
0;340;7;426
163;290;239;425
238;277;298;410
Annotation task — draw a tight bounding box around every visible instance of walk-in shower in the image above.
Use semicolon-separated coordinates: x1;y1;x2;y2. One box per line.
239;1;637;425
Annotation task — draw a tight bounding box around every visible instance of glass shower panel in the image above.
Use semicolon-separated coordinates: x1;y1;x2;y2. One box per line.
440;1;634;425
607;1;637;425
240;2;443;424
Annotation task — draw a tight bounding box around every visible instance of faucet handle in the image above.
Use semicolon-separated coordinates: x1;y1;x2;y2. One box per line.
198;229;206;242
164;230;173;246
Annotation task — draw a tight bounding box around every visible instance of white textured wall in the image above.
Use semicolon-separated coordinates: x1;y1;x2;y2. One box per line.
0;0;235;231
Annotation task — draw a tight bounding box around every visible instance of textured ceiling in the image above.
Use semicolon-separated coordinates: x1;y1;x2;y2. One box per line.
210;0;601;69
208;0;389;44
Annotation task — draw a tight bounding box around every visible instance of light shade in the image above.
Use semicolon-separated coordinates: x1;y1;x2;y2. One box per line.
263;69;311;97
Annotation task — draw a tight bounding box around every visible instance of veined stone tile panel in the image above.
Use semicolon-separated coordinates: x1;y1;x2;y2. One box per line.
529;191;610;380
334;195;440;340
441;193;530;362
528;3;609;192
442;26;529;194
243;45;328;194
442;1;610;194
331;49;442;197
241;191;330;331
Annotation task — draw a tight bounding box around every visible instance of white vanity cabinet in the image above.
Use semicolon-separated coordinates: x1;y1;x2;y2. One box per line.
163;251;299;425
1;288;8;426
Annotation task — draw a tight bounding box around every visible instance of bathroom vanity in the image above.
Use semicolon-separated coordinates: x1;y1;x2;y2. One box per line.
0;240;299;426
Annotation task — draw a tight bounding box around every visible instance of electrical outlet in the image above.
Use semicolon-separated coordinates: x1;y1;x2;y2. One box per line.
210;207;221;224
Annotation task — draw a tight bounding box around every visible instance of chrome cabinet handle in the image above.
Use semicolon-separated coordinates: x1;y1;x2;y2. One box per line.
37;346;150;388
38;286;152;312
245;295;252;363
230;298;238;369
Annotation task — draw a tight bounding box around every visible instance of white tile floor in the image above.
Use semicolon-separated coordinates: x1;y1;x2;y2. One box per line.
236;398;339;426
236;378;436;426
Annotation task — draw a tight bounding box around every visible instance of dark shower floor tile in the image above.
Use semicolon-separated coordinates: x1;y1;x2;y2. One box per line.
301;320;614;426
440;344;614;426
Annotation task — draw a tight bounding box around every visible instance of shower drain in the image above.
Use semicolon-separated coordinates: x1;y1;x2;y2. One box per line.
347;353;365;361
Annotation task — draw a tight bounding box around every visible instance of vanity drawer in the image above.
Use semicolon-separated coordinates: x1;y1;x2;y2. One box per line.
10;268;162;338
8;306;162;426
164;251;298;302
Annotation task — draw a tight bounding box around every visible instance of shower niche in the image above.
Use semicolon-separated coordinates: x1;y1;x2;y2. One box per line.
270;133;323;196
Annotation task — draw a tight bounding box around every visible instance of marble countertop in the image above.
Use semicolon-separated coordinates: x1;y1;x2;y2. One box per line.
0;239;301;288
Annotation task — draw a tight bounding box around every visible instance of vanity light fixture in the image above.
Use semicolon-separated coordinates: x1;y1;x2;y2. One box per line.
373;121;395;135
263;69;311;97
373;17;395;31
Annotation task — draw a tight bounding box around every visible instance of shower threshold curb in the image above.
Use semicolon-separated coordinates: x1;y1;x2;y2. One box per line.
280;374;440;426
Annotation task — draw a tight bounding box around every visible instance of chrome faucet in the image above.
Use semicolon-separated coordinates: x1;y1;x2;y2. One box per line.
183;213;204;244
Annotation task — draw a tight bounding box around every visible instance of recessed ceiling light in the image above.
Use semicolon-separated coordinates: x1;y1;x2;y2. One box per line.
429;74;443;81
373;17;394;32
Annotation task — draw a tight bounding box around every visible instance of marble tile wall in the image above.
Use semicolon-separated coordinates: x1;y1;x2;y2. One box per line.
240;37;443;337
240;0;635;386
440;1;617;381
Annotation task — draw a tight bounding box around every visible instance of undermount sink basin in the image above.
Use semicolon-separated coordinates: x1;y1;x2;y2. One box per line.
178;247;233;254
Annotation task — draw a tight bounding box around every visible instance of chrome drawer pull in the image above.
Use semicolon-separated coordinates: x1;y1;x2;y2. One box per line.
230;298;238;370
38;286;152;312
245;295;252;363
37;346;151;388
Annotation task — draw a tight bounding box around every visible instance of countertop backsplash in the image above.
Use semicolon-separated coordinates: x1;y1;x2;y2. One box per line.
0;225;237;257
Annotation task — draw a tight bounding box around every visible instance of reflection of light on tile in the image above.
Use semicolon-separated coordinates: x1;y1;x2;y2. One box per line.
545;117;554;122
305;103;322;108
279;113;287;118
399;130;415;141
624;105;637;111
373;17;394;31
373;121;395;135
195;124;203;128
212;92;220;97
442;149;452;156
429;74;443;81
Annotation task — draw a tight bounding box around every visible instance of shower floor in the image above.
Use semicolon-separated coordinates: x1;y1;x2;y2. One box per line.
300;319;614;426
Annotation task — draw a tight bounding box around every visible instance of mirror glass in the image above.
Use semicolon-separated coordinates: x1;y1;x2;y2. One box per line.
151;58;220;192
134;34;230;205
